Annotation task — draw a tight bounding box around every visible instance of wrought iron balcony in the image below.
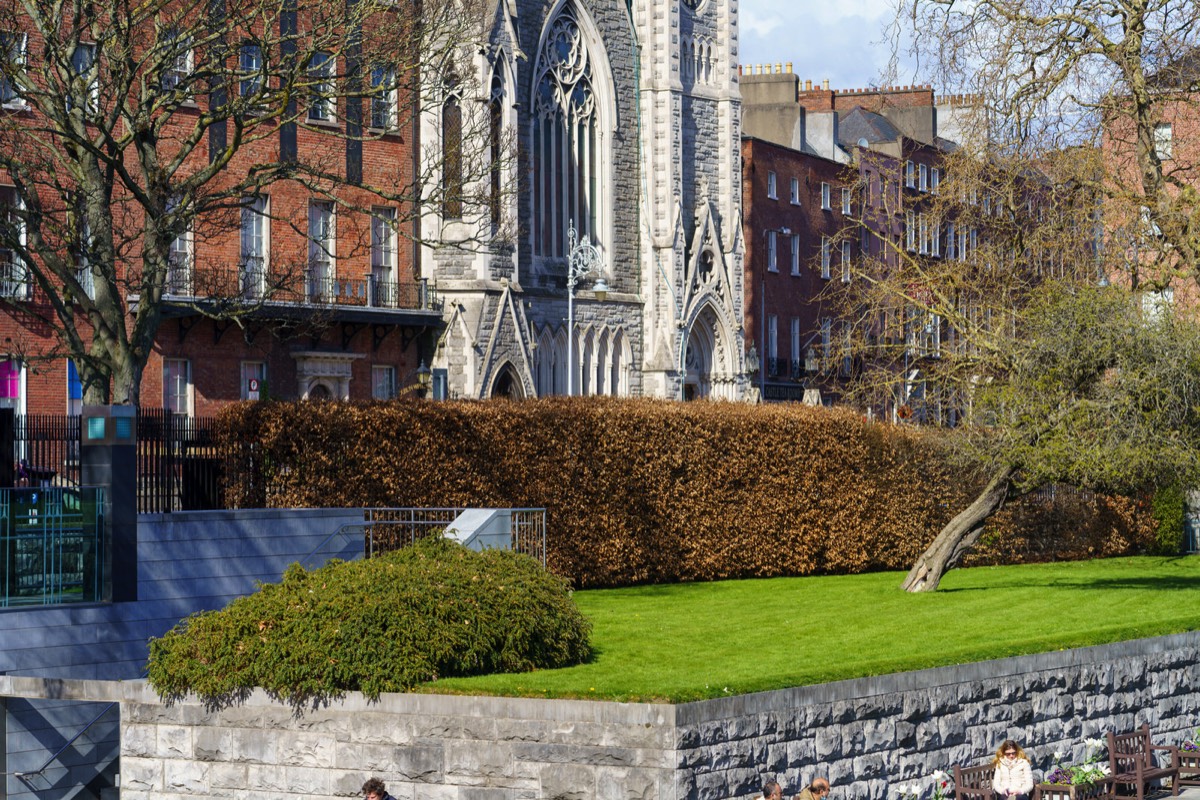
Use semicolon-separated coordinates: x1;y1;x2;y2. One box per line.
0;260;31;300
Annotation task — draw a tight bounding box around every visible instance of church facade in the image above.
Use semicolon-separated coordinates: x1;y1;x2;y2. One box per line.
424;0;751;401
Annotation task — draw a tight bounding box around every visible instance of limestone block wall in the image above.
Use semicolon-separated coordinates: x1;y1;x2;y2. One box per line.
676;631;1200;799
4;630;1199;800
116;684;677;800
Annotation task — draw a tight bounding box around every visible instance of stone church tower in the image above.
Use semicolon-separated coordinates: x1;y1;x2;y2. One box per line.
424;0;749;401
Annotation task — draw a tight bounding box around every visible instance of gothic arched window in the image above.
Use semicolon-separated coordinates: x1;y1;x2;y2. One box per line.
489;65;504;229
442;76;463;220
532;2;605;258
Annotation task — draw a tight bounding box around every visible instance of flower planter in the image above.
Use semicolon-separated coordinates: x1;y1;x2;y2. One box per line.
1179;751;1200;788
1034;779;1111;800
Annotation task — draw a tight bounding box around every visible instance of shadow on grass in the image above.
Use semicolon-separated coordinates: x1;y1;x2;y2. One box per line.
938;574;1200;593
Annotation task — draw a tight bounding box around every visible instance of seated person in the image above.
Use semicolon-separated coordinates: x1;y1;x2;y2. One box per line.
993;740;1033;800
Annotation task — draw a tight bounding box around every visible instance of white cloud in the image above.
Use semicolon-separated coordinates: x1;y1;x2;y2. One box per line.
738;0;917;90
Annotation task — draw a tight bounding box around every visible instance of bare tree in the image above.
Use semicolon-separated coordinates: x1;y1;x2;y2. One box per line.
836;0;1200;587
0;0;495;404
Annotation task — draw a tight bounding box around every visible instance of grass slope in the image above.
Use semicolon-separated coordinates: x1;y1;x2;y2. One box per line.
424;555;1200;703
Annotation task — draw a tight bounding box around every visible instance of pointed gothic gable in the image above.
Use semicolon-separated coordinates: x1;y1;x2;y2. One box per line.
682;200;733;315
478;284;536;396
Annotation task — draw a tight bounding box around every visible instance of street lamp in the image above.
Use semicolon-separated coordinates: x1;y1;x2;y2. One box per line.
565;221;609;396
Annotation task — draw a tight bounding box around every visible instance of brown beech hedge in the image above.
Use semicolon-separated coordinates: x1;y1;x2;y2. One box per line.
217;398;1155;588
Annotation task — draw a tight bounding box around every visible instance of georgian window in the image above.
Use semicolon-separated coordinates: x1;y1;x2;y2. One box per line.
307;201;335;300
239;195;268;299
371;207;397;307
532;1;607;258
308;52;334;121
0;33;26;106
370;65;397;130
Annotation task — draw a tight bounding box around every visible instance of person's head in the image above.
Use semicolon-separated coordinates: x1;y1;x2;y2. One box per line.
995;740;1027;765
362;778;387;800
763;779;783;800
811;778;831;798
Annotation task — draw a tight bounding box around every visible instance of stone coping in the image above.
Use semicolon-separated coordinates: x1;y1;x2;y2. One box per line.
3;629;1195;724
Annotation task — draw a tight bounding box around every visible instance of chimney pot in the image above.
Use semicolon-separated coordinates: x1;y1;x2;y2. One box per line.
775;62;782;74
805;79;812;90
823;78;830;90
786;62;793;74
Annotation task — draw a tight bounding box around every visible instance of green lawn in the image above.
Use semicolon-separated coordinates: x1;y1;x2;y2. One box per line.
424;555;1200;703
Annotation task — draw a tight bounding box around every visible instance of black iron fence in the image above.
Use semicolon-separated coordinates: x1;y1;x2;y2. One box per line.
0;409;225;513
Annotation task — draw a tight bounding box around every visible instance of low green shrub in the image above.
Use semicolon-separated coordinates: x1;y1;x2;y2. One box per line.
146;536;592;709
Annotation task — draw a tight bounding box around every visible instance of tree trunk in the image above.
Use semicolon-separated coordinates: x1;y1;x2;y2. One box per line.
901;464;1016;592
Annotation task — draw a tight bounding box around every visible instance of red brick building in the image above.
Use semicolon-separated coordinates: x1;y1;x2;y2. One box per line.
0;8;440;417
741;69;952;411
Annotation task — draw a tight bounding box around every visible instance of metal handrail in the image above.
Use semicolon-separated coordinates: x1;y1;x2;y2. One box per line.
11;698;119;780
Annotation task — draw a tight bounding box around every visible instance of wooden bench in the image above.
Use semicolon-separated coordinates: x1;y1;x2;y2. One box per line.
955;763;998;800
1108;724;1181;800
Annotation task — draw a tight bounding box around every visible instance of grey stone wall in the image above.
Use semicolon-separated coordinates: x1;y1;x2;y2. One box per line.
677;632;1200;800
3;631;1195;800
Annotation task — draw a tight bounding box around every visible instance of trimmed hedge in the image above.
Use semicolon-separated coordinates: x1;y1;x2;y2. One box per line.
146;536;591;708
217;398;1156;588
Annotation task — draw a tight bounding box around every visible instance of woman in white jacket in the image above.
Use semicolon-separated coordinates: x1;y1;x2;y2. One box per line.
993;740;1034;800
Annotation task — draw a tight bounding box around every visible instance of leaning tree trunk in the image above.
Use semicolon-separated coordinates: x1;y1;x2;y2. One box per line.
901;464;1016;593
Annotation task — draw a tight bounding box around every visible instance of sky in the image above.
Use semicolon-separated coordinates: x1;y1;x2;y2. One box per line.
737;0;914;92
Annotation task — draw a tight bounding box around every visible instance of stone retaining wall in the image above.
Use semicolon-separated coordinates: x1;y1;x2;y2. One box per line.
3;631;1198;800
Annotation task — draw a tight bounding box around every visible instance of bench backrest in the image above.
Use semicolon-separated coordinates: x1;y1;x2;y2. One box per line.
1108;723;1153;774
955;764;995;792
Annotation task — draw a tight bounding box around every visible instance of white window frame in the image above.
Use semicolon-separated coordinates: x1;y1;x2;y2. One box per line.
905;160;915;188
239;195;268;299
766;171;777;199
841;240;851;282
71;42;98;113
163;358;193;416
820;182;831;210
767;314;778;361
161;29;193;94
931;221;941;257
790;177;800;205
308;200;336;300
906;211;916;252
919;163;928;192
1154;122;1173;161
240;361;266;400
0;186;27;300
931;167;940;194
841;187;851;215
790;234;800;276
767;230;778;273
919;214;929;255
372;365;398;400
0;32;26;108
946;223;956;260
820;236;831;279
166;195;193;295
308;51;335;121
371;207;398;306
239;43;262;100
370;64;397;130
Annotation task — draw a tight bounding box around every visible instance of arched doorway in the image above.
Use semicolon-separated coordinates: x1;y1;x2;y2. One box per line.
307;383;333;400
490;364;526;399
683;315;716;400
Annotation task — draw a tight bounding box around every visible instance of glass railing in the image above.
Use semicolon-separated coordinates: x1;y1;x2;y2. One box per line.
0;486;106;607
